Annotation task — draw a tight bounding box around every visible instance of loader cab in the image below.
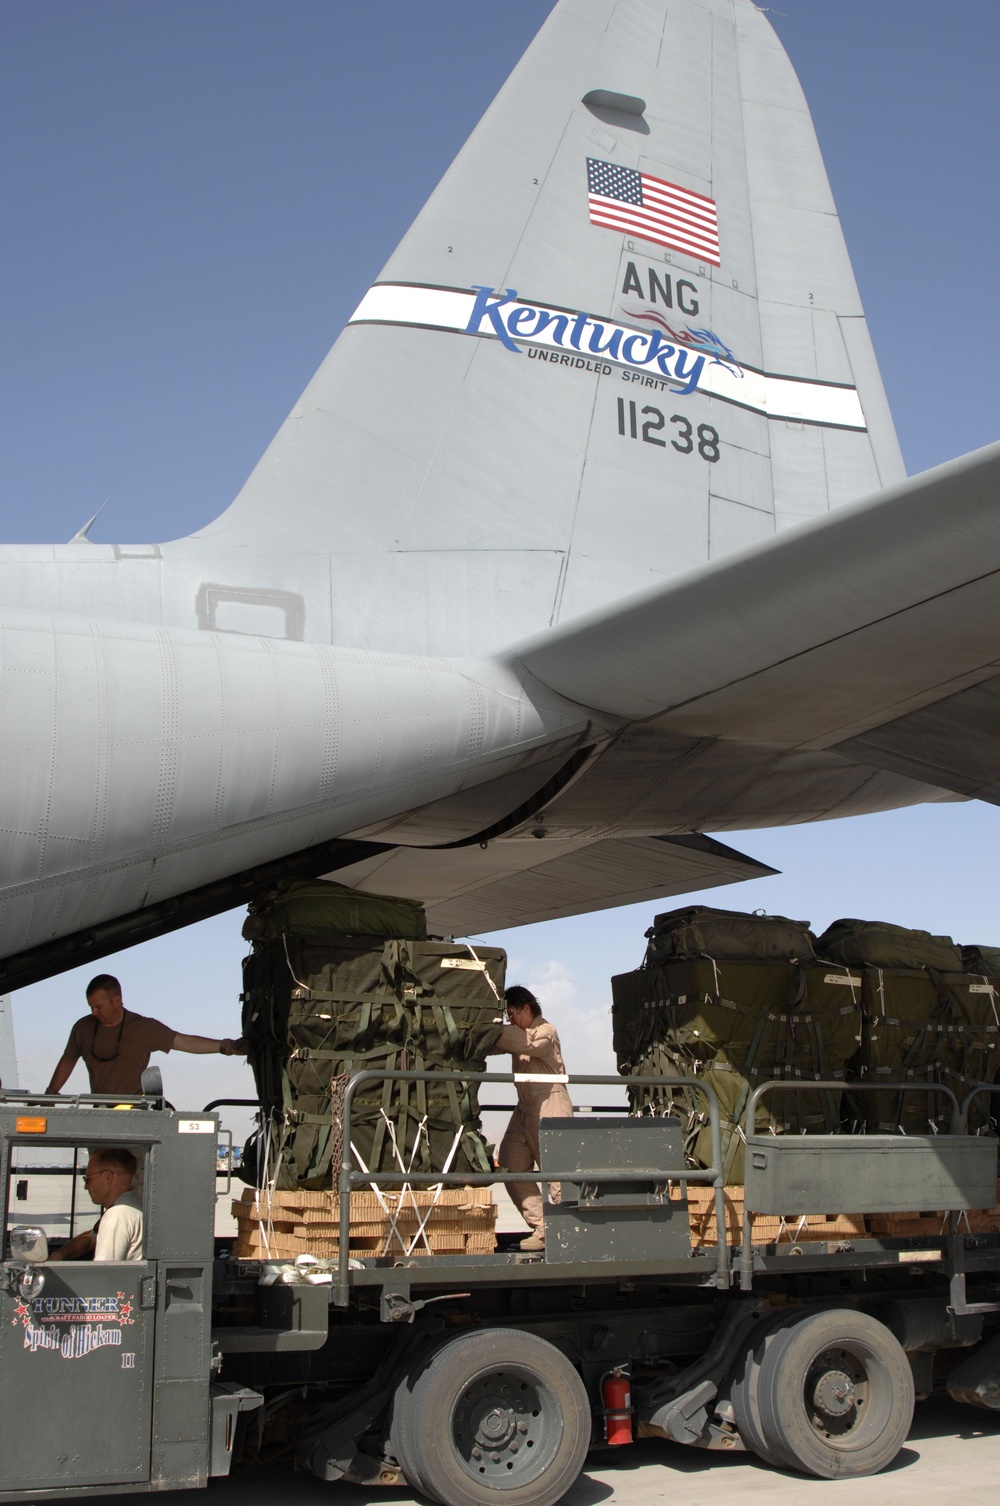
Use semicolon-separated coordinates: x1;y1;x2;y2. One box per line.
0;1095;220;1497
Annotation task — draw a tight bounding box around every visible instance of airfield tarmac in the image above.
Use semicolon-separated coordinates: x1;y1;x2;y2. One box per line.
56;1393;998;1506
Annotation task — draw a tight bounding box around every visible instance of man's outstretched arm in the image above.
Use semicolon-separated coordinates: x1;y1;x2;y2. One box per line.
173;1034;246;1056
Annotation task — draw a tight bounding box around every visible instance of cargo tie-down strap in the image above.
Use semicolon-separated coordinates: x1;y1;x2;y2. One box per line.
350;1114;465;1256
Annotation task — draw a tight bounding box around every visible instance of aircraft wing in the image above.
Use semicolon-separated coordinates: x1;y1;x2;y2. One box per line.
328;832;776;936
511;439;1000;802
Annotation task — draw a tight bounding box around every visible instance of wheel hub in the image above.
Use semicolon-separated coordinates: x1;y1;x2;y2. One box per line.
812;1369;857;1419
470;1398;517;1447
453;1370;552;1486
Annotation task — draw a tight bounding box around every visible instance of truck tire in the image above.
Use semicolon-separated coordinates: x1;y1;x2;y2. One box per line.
399;1328;591;1506
756;1309;914;1478
390;1368;440;1501
730;1311;799;1466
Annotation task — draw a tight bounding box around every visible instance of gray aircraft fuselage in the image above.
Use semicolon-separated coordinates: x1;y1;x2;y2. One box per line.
3;0;993;987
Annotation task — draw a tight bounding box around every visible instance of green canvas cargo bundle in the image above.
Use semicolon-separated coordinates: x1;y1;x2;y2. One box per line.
644;906;816;967
962;945;1000;980
612;959;862;1183
242;878;427;943
816;918;963;973
935;972;1000;1130
242;933;504;1188
847;967;961;1135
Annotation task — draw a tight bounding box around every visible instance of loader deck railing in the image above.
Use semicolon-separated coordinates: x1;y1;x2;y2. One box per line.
740;1079;999;1300
333;1069;727;1305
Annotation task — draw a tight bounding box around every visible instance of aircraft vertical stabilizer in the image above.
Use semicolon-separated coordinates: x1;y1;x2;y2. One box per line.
0;996;18;1090
183;0;904;655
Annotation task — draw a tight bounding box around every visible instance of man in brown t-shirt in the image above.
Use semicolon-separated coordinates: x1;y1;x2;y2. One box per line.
46;973;245;1096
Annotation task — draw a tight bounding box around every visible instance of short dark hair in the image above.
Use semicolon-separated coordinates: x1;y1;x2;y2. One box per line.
504;986;541;1018
86;974;122;998
90;1147;138;1180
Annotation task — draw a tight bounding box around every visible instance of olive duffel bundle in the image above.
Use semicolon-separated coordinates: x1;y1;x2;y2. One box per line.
643;905;816;967
243;877;428;944
815;920;1000;1135
613;910;863;1183
614;908;1000;1181
815;918;962;973
241;887;505;1188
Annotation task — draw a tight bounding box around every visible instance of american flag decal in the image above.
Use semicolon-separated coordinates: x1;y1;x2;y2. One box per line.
586;158;720;267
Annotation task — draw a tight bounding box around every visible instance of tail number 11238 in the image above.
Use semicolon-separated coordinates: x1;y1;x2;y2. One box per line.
616;398;720;462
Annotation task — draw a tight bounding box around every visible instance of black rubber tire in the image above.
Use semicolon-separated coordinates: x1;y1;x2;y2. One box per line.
401;1328;591;1506
756;1309;914;1478
390;1367;440;1501
730;1311;800;1466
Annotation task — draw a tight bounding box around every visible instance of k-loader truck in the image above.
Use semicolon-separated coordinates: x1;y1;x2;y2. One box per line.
2;1071;1000;1505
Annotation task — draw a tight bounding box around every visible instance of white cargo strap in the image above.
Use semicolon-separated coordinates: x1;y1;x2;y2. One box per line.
282;933;311;991
353;1114;464;1257
514;1072;569;1084
463;942;503;1005
255;1113;293;1259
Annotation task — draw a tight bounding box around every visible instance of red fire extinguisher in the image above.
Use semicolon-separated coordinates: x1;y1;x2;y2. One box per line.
601;1366;632;1446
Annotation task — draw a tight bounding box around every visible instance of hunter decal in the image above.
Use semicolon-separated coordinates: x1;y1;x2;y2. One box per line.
16;1289;137;1363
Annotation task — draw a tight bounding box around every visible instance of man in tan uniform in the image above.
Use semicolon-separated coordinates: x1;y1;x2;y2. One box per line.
490;985;573;1251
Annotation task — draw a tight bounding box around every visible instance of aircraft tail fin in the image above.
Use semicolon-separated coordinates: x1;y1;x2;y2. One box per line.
190;0;904;654
0;995;18;1090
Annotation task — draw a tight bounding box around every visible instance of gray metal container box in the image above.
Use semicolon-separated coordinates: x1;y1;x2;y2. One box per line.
745;1133;999;1215
538;1118;692;1264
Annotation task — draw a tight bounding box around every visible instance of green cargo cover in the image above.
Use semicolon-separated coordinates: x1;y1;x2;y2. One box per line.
644;905;816;966
849;967;1000;1134
243;878;427;942
612;959;862;1183
243;934;504;1187
817;918;963;973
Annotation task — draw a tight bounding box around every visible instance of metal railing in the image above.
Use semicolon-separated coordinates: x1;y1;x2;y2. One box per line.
745;1079;963;1138
0;1089;165;1110
331;1069;727;1306
960;1082;1000;1125
739;1080;971;1291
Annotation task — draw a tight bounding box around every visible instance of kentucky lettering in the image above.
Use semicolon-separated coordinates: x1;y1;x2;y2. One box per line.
465;287;706;395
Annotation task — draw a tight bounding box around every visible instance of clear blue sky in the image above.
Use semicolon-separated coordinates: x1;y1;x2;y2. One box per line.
3;2;999;1126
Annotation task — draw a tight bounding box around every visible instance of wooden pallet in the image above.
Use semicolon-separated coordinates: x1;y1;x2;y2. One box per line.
682;1180;1000;1246
231;1184;497;1259
681;1186;866;1247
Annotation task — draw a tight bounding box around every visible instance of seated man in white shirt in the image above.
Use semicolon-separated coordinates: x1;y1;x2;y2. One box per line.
50;1147;143;1261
